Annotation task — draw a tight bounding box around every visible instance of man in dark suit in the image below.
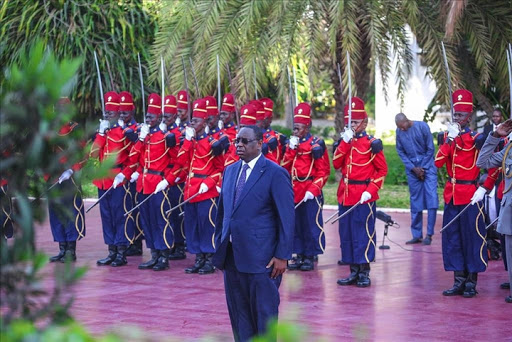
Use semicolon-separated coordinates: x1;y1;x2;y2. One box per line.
483;109;503;137
213;124;294;342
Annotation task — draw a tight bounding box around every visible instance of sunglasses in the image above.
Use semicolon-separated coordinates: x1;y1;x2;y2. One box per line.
234;137;258;145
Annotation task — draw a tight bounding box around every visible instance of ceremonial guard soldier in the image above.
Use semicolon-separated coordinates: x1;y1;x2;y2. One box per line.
261;98;287;163
176;90;191;129
177;98;224;274
48;104;86;262
219;93;238;142
435;89;492;298
333;97;388;287
161;94;187;260
476;118;512;303
282;103;330;271
118;91;144;256
117;93;177;271
90;91;136;267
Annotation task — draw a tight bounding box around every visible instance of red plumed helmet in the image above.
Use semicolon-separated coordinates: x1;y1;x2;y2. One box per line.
294;102;311;125
104;91;120;112
452;89;473;113
147;93;162;115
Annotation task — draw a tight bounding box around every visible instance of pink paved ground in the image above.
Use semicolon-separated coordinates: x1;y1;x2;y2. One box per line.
34;207;511;341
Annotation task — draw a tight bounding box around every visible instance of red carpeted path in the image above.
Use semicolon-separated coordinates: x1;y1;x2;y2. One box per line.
34;205;511;341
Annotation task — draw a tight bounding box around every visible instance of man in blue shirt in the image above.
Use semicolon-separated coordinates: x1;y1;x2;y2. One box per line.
395;113;439;245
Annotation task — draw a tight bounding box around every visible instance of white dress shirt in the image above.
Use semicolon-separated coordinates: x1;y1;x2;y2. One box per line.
236;153;262;183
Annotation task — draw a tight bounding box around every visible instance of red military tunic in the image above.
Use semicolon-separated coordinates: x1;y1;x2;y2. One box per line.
175;133;224;203
164;123;187;186
435;128;491;205
121;126;178;194
282;134;331;203
90;122;135;190
333;132;388;206
222;122;237;142
264;128;286;163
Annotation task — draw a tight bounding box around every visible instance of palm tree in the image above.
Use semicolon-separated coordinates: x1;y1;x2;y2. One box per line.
0;0;158;120
152;0;512;130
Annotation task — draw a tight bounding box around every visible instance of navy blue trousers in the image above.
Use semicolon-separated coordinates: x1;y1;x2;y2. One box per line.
98;184;135;247
129;182;144;242
442;201;487;273
138;191;173;251
294;195;325;256
48;180;85;242
0;185;14;239
224;244;281;342
169;183;185;245
184;198;217;254
338;202;376;264
410;208;437;239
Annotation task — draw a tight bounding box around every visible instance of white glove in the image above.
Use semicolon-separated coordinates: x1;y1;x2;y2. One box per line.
118;119;125;128
216;186;221;194
58;169;73;184
159;122;167;131
447;122;460;140
185;126;195;141
130;171;139;183
508;131;512;140
303;191;314;202
176;117;181;126
198;182;209;194
218;120;224;130
154;179;169;194
98;119;109;135
470;186;487;205
113;173;125;189
359;191;372;204
289;136;299;150
139;123;150;141
175;177;181;183
341;128;354;143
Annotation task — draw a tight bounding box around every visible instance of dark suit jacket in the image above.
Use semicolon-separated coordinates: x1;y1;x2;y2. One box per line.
213;155;294;273
483;124;493;138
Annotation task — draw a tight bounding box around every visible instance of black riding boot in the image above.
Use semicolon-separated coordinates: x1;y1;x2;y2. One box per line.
97;245;117;266
337;264;360;286
356;263;371;287
153;250;170;271
125;239;143;256
61;241;77;262
111;245;128;267
138;249;160;269
50;242;67;262
442;271;467;296
463;273;478;298
169;243;186;260
287;254;304;270
198;253;215;274
185;253;205;274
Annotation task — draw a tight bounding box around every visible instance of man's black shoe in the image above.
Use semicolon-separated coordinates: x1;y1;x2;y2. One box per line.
198;254;215;274
125;241;143;256
97;245;117;266
337;259;348;266
111;246;128;267
422;235;432;245
169;245;186;260
506;296;512;303
287;255;303;270
185;253;205;274
337;264;359;286
500;282;510;289
50;242;67;262
443;271;466;296
138;249;159;269
61;241;77;263
356;264;371;287
300;257;314;271
406;237;422;245
153;250;170;271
